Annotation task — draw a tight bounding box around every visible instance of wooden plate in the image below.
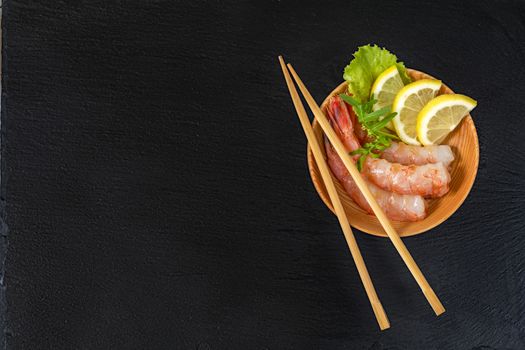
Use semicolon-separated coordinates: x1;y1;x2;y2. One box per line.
307;69;479;237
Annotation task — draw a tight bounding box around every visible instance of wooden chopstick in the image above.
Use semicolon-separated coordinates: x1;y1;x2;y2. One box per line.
286;63;445;316
279;56;390;330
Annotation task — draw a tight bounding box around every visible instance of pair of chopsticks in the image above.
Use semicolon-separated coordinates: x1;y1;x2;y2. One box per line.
278;56;445;330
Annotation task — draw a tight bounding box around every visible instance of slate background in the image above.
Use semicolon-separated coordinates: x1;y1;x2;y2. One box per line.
2;0;525;349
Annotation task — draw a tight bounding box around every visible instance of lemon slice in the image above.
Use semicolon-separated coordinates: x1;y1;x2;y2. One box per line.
392;79;442;145
417;94;477;145
370;65;404;130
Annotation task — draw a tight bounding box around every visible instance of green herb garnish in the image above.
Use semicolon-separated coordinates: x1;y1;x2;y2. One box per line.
339;94;399;171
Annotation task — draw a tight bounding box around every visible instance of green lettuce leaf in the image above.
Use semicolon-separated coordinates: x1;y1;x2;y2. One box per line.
343;44;411;102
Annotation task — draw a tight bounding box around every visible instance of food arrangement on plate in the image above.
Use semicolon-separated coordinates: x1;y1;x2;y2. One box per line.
308;44;479;236
278;47;476;328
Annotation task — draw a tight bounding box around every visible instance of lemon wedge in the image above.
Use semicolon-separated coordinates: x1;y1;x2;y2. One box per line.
392;79;442;145
370;65;404;130
417;94;477;145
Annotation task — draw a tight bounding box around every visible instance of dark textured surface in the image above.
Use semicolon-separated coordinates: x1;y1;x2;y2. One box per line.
2;0;525;349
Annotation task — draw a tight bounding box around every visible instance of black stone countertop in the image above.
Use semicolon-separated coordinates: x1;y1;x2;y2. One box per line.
2;1;525;349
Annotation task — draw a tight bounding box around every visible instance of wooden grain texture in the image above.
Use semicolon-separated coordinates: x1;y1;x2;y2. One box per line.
308;69;479;237
3;0;525;349
279;56;390;330
288;64;445;316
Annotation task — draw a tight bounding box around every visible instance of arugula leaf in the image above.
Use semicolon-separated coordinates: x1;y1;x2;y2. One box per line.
339;93;399;171
357;156;366;172
376;130;400;139
339;94;360;108
343;44;411;103
350;148;367;156
370;112;397;132
361;106;391;122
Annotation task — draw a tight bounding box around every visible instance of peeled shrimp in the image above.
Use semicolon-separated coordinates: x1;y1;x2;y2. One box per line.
382;142;455;167
363;158;450;198
324;96;430;221
325;142;427;221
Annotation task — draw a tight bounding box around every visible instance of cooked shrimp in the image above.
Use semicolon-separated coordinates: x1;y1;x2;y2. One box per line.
325;141;427;221
326;96;361;152
382;142;455;167
325;96;429;221
363;158;450;198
